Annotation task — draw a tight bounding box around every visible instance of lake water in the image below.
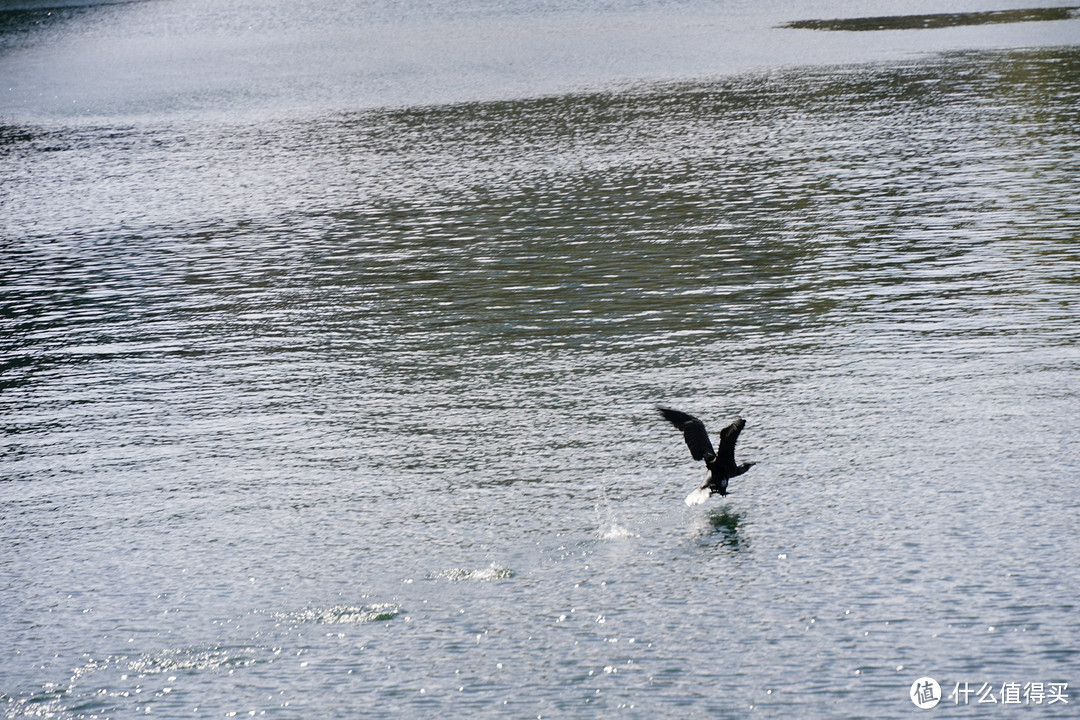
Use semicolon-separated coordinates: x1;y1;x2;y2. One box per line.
2;1;1079;718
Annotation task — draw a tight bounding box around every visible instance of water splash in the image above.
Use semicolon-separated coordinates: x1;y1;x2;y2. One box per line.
597;521;635;540
685;487;712;506
127;646;261;675
595;478;637;539
275;603;401;625
435;563;514;581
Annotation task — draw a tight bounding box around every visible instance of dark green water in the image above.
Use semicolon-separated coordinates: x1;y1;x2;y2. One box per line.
2;12;1079;719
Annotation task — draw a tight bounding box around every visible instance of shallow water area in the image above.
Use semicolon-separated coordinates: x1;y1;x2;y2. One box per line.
2;2;1080;719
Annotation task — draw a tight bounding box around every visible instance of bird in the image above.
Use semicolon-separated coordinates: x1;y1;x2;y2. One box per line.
657;406;756;506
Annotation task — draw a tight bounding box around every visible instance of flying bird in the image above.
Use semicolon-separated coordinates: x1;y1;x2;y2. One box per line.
657;406;756;506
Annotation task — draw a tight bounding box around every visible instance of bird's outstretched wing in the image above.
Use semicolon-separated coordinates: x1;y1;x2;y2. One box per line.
715;417;746;471
657;407;715;462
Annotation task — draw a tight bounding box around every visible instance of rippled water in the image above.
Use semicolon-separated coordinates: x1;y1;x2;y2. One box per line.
3;2;1080;718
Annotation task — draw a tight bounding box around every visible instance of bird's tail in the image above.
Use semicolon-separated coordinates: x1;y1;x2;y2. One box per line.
685;487;712;506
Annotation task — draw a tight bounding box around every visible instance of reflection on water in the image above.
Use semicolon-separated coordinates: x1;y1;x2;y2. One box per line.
0;5;92;41
706;507;744;550
1;43;1078;720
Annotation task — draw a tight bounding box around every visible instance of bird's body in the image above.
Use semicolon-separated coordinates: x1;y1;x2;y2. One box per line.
657;407;756;506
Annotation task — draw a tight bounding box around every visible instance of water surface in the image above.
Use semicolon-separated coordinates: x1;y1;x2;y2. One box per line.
2;2;1079;719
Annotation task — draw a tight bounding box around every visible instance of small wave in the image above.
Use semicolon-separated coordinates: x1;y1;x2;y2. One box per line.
275;603;401;625
435;563;514;581
3;685;68;720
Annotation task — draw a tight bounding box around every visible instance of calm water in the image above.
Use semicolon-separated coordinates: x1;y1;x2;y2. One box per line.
2;1;1080;718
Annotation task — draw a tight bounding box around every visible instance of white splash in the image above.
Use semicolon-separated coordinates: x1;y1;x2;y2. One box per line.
685;487;712;506
276;603;401;625
598;522;635;540
437;563;514;581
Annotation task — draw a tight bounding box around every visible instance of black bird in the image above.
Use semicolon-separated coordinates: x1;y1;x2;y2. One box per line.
657;407;756;505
